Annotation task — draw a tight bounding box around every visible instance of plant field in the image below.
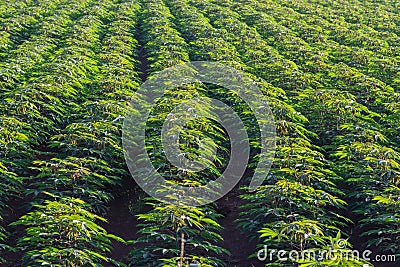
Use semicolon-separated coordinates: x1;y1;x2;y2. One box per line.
0;0;399;266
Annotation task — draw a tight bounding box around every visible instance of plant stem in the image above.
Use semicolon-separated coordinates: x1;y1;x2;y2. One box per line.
179;230;185;267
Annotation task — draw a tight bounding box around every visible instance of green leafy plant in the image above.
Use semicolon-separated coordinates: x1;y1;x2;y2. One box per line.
130;197;228;267
13;195;124;266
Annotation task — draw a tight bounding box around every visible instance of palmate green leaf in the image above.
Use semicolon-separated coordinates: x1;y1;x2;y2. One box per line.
259;228;280;239
28;156;120;209
373;195;392;205
200;218;220;228
132;185;227;264
14;196;123;266
106;234;126;244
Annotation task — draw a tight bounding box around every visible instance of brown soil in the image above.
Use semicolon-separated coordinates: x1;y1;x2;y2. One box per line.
0;194;31;267
216;189;262;267
103;194;140;266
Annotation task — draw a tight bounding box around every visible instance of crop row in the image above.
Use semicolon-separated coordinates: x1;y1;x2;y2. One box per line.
128;0;230;265
1;0;142;265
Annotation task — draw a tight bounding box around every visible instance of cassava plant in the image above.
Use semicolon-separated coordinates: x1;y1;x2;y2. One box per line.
12;194;124;266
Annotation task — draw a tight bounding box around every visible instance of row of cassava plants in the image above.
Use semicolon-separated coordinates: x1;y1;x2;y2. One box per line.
2;0;140;265
128;1;230;266
0;0;97;262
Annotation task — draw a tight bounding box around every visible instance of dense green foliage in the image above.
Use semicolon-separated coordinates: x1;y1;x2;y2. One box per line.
0;0;399;266
13;195;124;266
